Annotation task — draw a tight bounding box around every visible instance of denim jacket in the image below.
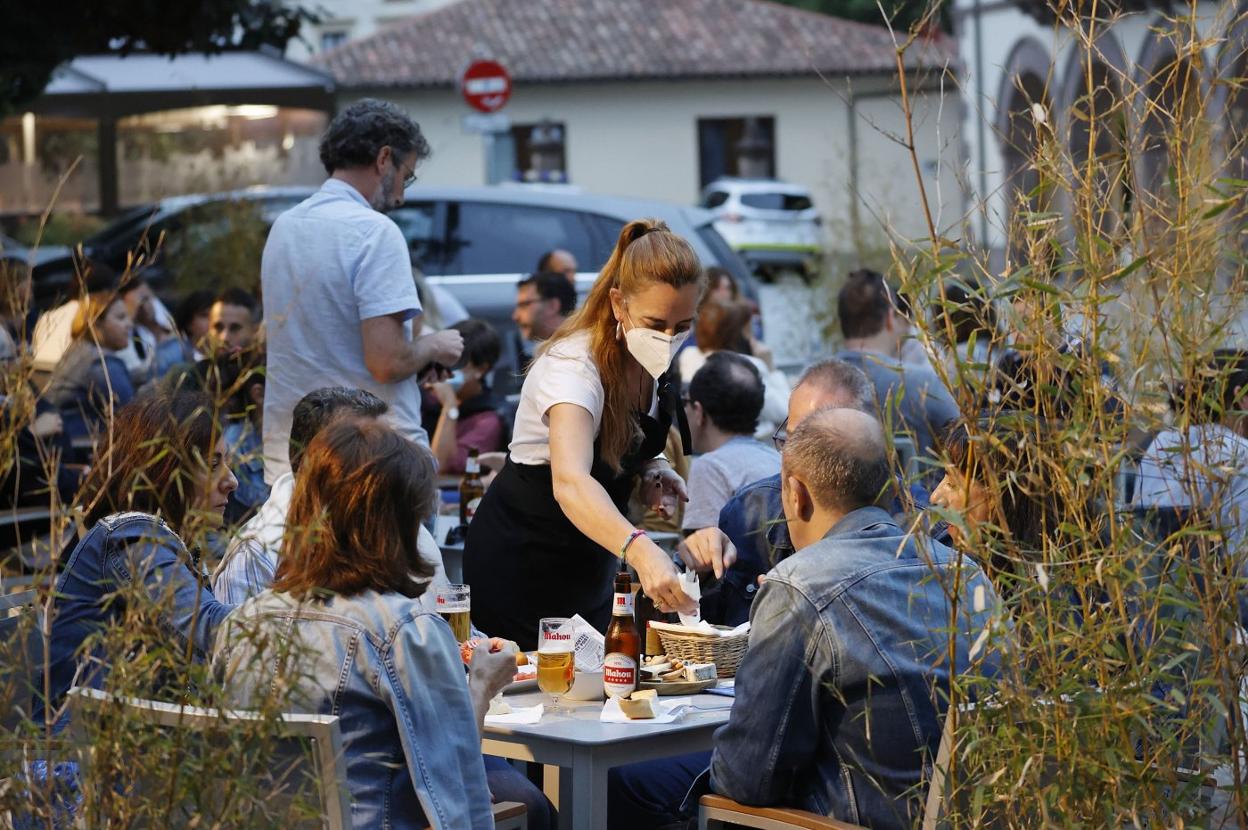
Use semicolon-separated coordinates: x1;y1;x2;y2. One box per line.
708;476;933;627
708;507;1001;828
39;512;231;726
212;589;494;830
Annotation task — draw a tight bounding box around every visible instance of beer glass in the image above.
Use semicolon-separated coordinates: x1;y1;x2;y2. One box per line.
537;617;576;711
436;584;472;642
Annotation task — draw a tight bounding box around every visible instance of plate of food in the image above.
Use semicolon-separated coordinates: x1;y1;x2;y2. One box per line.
459;640;539;692
638;657;718;695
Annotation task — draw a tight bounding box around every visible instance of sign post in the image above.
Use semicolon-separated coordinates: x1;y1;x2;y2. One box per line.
461;60;513;185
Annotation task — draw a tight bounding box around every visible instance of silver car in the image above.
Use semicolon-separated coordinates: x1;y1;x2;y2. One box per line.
389;185;759;374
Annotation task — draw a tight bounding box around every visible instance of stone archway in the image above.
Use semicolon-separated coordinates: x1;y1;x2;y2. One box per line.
996;37;1055;267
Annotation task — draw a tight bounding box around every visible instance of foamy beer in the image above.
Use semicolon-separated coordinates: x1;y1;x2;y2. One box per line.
435;584;471;642
537;617;576;708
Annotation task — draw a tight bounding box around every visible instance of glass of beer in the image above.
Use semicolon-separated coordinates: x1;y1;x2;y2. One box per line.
537;617;576;712
436;584;472;642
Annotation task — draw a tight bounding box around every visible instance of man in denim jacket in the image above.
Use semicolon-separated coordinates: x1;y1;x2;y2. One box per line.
610;408;1000;828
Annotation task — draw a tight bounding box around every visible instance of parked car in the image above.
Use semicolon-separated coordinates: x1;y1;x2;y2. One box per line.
30;184;757;382
30;187;314;307
390;185;759;379
699;178;823;275
0;233;71;270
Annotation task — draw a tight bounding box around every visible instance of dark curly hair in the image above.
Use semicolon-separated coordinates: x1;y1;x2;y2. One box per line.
318;98;431;174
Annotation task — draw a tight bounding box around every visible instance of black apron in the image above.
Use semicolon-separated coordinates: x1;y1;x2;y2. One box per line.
463;373;689;652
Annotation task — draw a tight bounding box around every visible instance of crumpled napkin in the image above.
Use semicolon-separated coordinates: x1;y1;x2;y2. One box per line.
600;696;693;724
648;620;750;638
484;704;544;726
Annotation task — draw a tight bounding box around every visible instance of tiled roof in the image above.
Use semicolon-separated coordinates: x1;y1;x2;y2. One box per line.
314;0;956;89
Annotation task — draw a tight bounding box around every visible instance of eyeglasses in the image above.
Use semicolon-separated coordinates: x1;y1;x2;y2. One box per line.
772;417;788;451
391;150;417;188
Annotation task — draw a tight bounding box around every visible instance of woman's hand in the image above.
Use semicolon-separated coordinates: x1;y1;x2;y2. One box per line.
640;463;688;519
431;381;459;410
469;638;519;701
630;539;697;615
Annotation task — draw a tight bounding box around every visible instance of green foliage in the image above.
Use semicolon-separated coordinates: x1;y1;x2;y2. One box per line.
0;0;320;115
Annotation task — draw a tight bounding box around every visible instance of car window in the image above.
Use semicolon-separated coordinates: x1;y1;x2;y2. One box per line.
581;214;626;273
389;202;443;274
702;191;729;209
740;192;813;211
444;201;599;275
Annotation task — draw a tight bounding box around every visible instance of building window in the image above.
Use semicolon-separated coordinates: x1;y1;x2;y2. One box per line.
511;121;567;183
320;30;349;51
698;116;775;187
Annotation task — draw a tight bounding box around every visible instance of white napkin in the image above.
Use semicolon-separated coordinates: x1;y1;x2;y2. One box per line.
649;620;750;638
485;704;544;726
600;696;692;724
677;571;702;628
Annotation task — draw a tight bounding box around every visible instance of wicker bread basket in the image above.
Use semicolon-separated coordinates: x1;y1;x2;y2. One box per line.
654;627;749;678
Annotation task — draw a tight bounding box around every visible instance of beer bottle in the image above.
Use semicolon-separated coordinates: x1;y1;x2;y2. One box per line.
459;449;485;525
603;568;641;698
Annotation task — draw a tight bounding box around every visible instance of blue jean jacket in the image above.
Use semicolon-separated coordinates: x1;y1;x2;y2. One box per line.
39;512;232;726
708;507;1002;828
708;475;932;626
212;590;495;830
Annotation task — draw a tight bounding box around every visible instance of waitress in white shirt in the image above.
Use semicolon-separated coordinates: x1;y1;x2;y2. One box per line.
464;220;733;650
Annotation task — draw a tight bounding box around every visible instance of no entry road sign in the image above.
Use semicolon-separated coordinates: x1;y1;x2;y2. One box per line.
461;60;512;113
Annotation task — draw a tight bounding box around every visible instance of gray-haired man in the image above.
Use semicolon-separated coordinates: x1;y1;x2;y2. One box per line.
261;98;463;484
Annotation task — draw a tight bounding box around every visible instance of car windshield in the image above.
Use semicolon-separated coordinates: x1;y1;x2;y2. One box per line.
740;192;813;211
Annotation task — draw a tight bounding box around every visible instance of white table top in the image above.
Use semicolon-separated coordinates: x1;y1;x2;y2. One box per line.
484;689;733;747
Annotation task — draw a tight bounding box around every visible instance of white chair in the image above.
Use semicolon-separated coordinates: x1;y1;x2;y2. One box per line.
66;686;352;830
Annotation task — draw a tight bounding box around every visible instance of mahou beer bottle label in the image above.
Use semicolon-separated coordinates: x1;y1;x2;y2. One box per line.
603;652;637;697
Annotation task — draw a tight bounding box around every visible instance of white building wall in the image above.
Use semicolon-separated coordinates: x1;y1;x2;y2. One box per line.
953;0;1232;253
350;76;961;252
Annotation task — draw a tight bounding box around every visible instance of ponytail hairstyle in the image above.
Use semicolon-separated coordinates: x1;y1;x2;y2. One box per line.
542;219;705;471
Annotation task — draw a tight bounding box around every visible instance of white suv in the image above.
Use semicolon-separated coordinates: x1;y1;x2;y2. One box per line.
700;178;823;273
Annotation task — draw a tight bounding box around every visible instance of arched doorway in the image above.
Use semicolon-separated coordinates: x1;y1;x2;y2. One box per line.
997;38;1055;271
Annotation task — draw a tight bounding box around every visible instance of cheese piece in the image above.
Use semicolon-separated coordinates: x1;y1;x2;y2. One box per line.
659;667;686;682
683;662;716;682
619;696;657;719
630;688;658;701
487;698;512;716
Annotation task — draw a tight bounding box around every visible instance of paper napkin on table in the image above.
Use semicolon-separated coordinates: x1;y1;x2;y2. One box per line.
648;620;750;638
485;704;544;726
600;696;693;724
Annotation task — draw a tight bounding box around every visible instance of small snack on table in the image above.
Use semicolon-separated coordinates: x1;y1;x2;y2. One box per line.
487;697;512;716
683;662;716;682
618;688;659;720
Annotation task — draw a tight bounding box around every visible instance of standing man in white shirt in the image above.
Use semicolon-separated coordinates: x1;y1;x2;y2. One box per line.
261;99;463;483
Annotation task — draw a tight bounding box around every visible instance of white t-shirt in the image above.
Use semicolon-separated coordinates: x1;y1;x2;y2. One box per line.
509;332;604;465
260;179;423;484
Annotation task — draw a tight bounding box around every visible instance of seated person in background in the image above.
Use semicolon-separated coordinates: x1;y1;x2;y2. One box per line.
212;418;522;830
0;257;81;508
155;289;214;377
115;276;174;386
678;299;788;439
43;288;136;440
206;350;269;520
697;358;876;625
936;279;999;376
681;352;780;533
208;287;260;355
213;386;391;604
513;270;577;370
836;268;958;473
427;318;506;474
609;409;1001;829
535;248;578;284
38;391;238;728
31;259;117;373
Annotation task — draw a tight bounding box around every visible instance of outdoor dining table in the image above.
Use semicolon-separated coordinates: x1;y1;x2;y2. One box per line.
481;688;733;830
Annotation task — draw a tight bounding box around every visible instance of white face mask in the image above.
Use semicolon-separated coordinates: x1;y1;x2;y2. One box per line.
622;317;689;380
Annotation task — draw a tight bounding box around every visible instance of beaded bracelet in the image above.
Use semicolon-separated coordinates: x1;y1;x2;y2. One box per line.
620;529;647;566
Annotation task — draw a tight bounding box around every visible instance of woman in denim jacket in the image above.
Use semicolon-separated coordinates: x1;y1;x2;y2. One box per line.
214;417;516;829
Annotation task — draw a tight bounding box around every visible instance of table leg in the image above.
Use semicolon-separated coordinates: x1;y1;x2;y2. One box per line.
556;764;575;830
570;746;609;829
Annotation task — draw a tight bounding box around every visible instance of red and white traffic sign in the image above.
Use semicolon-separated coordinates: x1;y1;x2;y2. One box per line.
461;60;512;114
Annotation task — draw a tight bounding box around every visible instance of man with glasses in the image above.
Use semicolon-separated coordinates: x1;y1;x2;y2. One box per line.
260;98;463;483
681;352;780;533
